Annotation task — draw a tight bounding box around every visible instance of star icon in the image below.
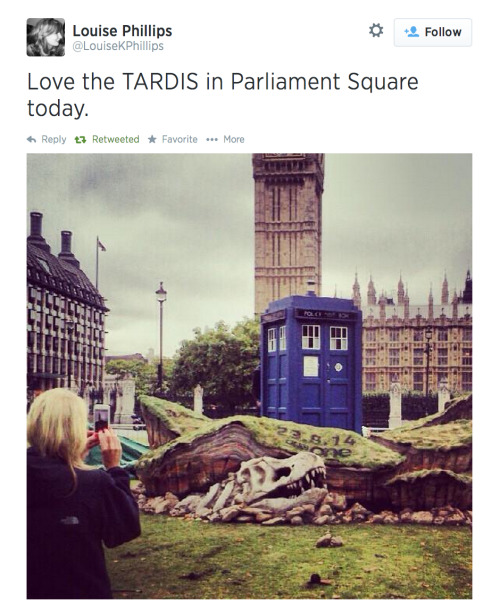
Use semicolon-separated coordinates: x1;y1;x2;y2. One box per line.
148;135;157;143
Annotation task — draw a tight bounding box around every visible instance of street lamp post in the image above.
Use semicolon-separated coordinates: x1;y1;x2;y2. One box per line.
156;282;167;392
66;320;75;390
424;326;433;398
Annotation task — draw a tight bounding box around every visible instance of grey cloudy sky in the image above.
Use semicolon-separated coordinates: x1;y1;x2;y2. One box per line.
27;154;471;357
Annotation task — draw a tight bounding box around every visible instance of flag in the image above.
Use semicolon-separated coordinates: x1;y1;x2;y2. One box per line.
97;238;106;252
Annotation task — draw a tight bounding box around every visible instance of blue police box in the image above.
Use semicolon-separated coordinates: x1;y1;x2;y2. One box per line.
260;292;362;433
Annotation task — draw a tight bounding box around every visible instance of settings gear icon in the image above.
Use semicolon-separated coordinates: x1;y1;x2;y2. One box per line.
369;23;384;37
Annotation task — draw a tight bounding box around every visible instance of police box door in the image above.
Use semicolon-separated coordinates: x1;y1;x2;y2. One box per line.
299;321;353;429
324;324;353;429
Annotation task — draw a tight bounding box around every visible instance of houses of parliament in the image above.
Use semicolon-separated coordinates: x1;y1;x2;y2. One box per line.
253;153;472;394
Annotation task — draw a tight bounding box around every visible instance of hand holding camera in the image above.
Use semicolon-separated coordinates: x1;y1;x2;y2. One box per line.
98;428;122;470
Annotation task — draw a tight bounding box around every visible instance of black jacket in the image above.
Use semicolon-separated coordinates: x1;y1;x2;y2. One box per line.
27;447;141;599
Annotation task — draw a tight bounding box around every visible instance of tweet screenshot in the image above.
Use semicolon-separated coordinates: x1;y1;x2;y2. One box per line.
11;0;496;604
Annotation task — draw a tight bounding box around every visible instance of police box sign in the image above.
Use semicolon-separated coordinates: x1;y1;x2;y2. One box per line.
261;309;286;323
294;308;357;321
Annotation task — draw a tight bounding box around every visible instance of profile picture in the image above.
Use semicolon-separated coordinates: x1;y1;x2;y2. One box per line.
27;18;65;56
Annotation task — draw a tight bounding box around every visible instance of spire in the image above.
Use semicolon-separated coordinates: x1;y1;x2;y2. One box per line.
367;274;376;306
404;285;410;320
452;289;459;321
441;272;449;304
397;272;405;305
428;284;434;322
352;272;361;309
462;269;472;304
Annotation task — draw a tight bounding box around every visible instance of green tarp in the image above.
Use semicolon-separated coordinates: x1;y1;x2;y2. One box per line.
85;434;149;473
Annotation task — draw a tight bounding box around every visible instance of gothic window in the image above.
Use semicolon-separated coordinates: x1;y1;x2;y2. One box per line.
365;349;376;366
365;329;376;342
462;347;472;366
302;325;320;350
413;372;424;391
330;327;348;350
462;371;472;391
413;330;424;342
463;328;472;342
389;349;400;366
365;372;377;391
438;329;448;342
437;348;448;366
413;348;424;366
389;329;400;342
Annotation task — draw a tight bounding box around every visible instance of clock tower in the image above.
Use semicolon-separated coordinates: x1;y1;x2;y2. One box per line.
253;154;324;315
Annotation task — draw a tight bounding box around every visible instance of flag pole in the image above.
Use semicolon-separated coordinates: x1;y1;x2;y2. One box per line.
96;236;100;290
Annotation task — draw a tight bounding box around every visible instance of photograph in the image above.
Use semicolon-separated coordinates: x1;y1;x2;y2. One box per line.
26;153;472;599
26;18;65;56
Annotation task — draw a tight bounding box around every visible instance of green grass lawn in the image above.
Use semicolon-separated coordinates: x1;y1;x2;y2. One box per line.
106;515;472;599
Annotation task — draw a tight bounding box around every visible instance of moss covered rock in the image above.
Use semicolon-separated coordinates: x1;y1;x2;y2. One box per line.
136;396;403;498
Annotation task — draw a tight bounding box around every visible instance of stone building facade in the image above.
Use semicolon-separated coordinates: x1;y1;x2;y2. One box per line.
27;212;108;403
253;154;324;315
354;272;473;394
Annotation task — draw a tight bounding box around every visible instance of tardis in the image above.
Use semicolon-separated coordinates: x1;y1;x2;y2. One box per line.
260;293;362;433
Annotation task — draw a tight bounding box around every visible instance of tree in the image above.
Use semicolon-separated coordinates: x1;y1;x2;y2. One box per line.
105;359;161;397
166;318;260;414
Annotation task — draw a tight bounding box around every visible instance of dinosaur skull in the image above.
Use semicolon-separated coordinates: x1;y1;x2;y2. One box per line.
235;452;327;504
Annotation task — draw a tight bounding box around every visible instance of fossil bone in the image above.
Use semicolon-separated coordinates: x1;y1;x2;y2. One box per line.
234;451;327;504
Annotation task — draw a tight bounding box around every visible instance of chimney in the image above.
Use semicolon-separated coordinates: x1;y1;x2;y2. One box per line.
27;212;51;252
58;230;80;268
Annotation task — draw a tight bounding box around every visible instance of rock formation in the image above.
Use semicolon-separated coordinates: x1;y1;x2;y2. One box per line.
372;395;472;510
136;394;472;511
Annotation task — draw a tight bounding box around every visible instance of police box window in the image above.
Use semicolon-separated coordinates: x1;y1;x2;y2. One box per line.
302;325;320;350
267;328;277;352
27;18;65;56
279;326;286;351
330;326;348;351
